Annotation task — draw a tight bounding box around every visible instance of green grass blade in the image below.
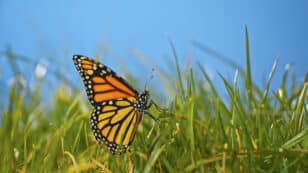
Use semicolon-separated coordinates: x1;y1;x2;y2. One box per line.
261;59;278;104
143;144;166;173
294;74;308;134
188;102;195;153
282;128;308;149
245;25;254;109
198;62;218;97
168;37;185;98
192;41;246;77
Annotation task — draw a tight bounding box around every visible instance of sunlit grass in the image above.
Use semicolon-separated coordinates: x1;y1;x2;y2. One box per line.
1;28;307;172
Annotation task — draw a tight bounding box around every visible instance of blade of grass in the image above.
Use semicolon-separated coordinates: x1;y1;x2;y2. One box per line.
188;102;195;153
218;73;254;150
192;40;246;77
198;62;218;97
294;74;308;134
168;37;185;98
282;128;308;149
144;144;166;173
190;68;196;97
231;69;239;150
261;59;278;104
245;25;254;110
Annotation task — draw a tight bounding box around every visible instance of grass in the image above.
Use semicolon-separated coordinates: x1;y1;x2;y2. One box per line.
1;29;308;172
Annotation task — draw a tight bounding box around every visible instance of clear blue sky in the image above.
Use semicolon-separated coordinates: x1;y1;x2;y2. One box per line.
0;0;307;101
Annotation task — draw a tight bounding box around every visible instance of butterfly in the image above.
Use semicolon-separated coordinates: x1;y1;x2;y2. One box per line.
73;55;161;154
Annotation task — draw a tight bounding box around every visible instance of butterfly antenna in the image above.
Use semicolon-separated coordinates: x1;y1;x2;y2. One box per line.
144;68;155;91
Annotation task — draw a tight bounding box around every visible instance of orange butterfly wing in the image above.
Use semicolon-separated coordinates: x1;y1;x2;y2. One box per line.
90;98;143;153
72;55;138;106
73;55;144;154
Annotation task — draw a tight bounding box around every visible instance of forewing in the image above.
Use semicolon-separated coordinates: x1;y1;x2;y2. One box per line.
73;55;138;106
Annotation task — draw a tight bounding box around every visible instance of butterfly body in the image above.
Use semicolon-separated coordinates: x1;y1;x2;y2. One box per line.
73;55;152;154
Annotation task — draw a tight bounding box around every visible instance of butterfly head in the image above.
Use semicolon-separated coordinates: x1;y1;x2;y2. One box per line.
135;90;150;111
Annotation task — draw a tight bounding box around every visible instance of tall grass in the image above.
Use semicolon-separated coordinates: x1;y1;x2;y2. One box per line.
0;29;307;172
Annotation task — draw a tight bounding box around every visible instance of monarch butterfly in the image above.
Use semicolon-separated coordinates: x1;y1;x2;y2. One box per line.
73;55;161;154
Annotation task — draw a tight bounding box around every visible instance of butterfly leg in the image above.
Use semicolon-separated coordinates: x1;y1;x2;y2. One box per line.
144;111;159;122
146;100;167;112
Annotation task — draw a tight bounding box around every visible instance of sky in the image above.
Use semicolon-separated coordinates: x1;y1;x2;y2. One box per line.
0;0;307;104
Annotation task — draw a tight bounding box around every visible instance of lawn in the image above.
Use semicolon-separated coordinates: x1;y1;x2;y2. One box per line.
1;28;307;172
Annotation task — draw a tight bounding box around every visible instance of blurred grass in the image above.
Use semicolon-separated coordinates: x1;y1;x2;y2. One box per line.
1;29;308;172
